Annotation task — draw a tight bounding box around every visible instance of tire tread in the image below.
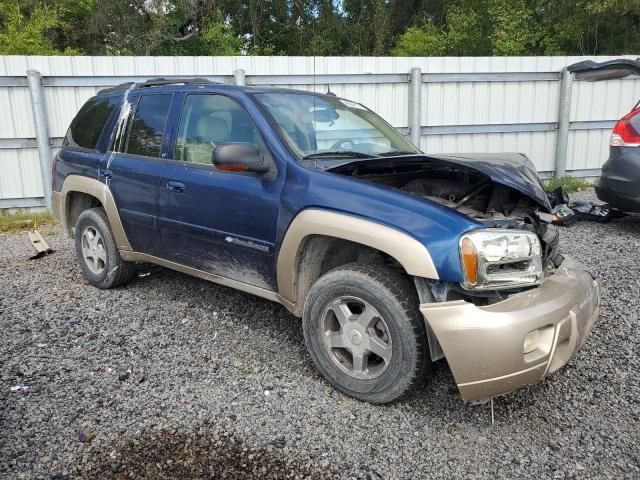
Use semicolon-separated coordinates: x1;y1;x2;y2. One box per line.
303;262;430;403
75;207;135;289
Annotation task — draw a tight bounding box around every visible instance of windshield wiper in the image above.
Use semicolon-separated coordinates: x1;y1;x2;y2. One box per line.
302;151;378;160
378;150;418;157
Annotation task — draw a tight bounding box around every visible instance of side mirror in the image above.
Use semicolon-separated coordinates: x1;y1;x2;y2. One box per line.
212;143;270;174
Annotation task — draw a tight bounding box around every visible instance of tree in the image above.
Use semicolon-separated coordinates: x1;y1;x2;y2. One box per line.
200;19;244;56
443;5;490;56
0;0;81;55
391;25;445;56
534;0;640;55
488;0;538;55
2;0;640;57
391;4;490;56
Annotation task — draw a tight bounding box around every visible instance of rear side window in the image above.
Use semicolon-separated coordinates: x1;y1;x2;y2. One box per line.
65;97;118;150
125;94;173;158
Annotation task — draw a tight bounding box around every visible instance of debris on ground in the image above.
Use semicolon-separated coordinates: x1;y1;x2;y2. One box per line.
27;229;54;260
10;385;30;392
550;203;576;226
570;201;628;222
546;186;627;225
77;430;94;444
546;186;570;207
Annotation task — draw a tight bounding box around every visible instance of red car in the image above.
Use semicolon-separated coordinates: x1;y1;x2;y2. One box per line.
569;59;640;212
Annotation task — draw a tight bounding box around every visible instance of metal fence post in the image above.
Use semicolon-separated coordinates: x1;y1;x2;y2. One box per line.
234;69;246;86
409;67;422;148
554;67;573;178
26;69;52;211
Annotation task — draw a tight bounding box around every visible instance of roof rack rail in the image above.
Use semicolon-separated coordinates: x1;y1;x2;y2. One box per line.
139;77;217;87
98;82;135;95
98;77;218;95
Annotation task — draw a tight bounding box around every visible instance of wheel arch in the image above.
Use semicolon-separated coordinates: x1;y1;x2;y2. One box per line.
277;209;439;314
55;175;132;251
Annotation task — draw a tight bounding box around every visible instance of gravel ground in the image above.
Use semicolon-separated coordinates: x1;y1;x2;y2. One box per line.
1;191;639;479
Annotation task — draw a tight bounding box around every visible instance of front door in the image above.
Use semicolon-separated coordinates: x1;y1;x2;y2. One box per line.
104;92;174;256
158;93;282;290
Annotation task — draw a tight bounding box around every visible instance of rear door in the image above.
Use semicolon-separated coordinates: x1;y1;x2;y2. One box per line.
103;92;174;256
157;92;281;290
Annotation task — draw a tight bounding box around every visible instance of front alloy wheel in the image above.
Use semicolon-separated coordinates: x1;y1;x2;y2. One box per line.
320;296;392;380
303;262;429;403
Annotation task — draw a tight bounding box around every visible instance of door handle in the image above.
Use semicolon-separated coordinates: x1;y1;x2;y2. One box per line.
166;180;185;193
99;169;113;179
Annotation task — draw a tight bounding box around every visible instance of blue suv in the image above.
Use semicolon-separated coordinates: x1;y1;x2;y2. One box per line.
52;78;600;403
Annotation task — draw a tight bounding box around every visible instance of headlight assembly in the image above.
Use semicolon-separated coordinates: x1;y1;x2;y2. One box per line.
460;229;543;290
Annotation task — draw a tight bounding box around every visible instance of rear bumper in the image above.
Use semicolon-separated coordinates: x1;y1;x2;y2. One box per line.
595;146;640;212
595;178;640;212
420;256;600;401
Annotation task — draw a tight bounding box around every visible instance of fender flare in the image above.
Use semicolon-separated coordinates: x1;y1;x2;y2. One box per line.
276;209;439;303
54;175;132;251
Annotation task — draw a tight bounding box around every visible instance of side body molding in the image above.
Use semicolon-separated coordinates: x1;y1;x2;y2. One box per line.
277;209;439;303
54;175;132;251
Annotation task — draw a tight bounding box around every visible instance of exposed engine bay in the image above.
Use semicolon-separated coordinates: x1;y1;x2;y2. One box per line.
326;155;562;283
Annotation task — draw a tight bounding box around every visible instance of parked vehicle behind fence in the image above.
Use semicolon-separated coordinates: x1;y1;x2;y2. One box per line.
52;78;600;403
568;59;640;212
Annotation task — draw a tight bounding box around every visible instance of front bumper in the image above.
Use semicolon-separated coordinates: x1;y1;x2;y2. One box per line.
421;256;600;401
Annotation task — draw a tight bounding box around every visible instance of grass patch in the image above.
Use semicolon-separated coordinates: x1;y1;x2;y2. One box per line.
543;176;593;193
0;209;57;233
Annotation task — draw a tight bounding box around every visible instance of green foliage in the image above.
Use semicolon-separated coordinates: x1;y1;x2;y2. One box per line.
391;25;446;56
392;6;490;56
544;176;593;193
488;0;538;55
0;0;81;55
1;0;640;56
443;6;490;56
0;209;56;233
200;21;243;56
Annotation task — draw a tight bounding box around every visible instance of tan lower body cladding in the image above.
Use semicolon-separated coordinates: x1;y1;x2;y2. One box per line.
54;175;132;251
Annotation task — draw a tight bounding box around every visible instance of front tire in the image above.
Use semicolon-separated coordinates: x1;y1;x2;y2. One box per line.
302;263;429;403
74;208;135;289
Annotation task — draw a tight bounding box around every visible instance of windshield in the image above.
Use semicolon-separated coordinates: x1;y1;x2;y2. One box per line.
254;93;420;160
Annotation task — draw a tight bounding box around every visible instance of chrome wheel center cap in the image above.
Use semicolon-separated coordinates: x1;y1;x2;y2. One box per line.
350;330;362;345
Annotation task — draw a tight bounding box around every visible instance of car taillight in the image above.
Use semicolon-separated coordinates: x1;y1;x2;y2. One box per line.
610;107;640;147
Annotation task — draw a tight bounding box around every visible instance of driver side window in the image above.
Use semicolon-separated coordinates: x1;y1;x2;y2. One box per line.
175;94;260;164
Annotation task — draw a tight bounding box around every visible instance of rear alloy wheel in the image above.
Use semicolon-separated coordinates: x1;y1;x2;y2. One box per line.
74;208;135;289
80;226;107;275
303;262;429;403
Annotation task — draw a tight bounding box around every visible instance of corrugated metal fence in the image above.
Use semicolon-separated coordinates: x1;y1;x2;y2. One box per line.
2;55;639;209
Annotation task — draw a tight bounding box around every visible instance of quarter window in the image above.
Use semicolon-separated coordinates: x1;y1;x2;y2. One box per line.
65;97;118;150
175;94;260;164
125;94;173;158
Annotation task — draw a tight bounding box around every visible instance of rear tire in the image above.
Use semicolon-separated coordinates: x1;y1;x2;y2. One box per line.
302;262;429;403
74;208;135;289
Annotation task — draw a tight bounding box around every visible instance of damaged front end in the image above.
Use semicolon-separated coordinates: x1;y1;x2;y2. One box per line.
328;152;561;304
327;153;601;401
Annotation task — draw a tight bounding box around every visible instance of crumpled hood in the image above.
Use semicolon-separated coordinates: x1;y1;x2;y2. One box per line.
425;152;551;210
322;152;551;211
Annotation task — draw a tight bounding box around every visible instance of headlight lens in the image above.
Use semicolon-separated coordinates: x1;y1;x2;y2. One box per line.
460;229;543;290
